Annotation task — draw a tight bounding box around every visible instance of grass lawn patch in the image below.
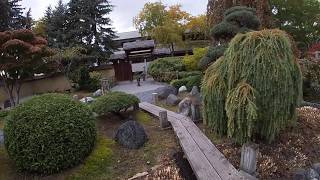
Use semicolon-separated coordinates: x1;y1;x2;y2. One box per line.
68;136;114;180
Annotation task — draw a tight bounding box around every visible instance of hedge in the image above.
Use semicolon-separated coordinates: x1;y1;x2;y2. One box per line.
148;57;185;82
171;75;202;91
91;92;140;115
4;94;96;174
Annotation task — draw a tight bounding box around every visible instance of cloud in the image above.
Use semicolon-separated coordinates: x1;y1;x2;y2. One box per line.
21;0;207;32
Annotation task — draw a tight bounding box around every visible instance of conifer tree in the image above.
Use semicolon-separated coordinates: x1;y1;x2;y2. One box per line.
0;0;25;31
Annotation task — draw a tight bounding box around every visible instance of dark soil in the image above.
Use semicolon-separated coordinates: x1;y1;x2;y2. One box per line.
201;107;320;180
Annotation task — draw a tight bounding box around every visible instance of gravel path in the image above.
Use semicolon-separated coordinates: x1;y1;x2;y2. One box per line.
0;130;3;145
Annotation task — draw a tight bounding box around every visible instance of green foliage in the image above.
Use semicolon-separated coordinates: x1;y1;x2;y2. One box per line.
70;66;100;92
69;136;113;180
135;111;152;125
148;57;185;82
198;44;228;70
4;94;97;174
91;92;140;115
202;29;303;144
300;59;320;97
0;111;9;119
270;0;320;52
211;6;260;41
183;47;208;71
171;75;202;91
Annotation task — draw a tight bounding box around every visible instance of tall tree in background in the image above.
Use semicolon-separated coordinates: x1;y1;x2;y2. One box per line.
67;0;115;60
46;0;68;48
0;0;25;31
134;3;191;53
23;8;33;29
270;0;320;53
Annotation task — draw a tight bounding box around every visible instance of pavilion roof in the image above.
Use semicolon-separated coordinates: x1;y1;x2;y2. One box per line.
123;40;155;51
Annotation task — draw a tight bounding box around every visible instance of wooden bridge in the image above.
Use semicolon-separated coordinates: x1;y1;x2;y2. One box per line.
139;102;248;180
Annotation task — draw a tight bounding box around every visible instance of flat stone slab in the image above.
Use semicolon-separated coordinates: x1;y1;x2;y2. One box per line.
0;130;4;145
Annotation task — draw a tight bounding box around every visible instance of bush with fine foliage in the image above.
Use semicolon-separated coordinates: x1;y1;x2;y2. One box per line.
171;75;202;91
91;92;140;115
148;57;185;82
4;94;96;174
202;29;302;144
183;47;208;71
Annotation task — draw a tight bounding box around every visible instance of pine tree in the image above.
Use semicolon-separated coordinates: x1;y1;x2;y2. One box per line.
46;0;68;48
0;0;25;31
24;8;33;29
67;0;115;60
8;0;25;29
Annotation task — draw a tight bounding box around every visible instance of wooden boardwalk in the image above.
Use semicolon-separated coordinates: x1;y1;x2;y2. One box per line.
139;102;246;180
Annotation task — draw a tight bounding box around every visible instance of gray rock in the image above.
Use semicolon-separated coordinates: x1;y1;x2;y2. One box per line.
114;120;148;149
93;89;103;97
190;86;200;96
166;94;180;106
178;97;192;116
293;169;306;180
306;168;319;180
156;86;177;99
73;95;79;100
0;130;3;145
300;101;320;109
178;86;187;93
312;163;320;175
80;97;95;104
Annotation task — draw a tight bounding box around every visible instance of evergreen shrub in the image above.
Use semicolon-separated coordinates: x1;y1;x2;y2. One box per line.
202;29;303;144
4;94;96;174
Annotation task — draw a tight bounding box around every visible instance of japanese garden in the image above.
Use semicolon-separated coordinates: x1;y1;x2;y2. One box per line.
0;0;320;179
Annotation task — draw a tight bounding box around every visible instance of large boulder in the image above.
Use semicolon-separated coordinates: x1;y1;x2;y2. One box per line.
166;94;180;106
156;86;178;99
114;120;148;149
178;97;192;116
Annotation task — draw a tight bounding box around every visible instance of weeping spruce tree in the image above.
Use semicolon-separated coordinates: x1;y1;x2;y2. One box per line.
202;29;303;144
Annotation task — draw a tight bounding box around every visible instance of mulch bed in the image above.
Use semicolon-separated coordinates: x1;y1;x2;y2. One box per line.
211;107;320;179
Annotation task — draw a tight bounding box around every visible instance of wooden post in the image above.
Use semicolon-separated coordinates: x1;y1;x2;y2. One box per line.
152;93;158;104
159;110;170;129
240;143;258;176
191;104;201;122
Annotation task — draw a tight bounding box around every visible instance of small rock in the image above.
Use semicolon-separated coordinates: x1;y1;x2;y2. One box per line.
72;95;79;100
306;168;319;179
312;163;320;175
178;97;192;116
114;120;148;149
178;86;187;93
0;130;4;145
156;86;178;99
166;94;180;106
190;86;199;96
128;172;148;180
79;97;95;104
292;169;306;180
146;161;150;165
93;89;103;97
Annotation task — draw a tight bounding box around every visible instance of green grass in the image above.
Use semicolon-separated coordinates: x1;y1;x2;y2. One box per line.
135;111;153;125
68;136;114;180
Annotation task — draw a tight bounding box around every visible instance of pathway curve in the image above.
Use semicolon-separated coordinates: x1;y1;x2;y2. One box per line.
111;79;167;103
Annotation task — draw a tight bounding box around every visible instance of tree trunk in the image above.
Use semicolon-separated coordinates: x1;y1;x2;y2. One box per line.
171;42;175;56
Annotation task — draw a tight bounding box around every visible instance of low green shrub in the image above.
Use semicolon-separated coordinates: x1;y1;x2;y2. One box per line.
91;92;140;115
4;94;96;174
148;57;185;82
0;110;9;119
171;75;202;91
183;47;208;71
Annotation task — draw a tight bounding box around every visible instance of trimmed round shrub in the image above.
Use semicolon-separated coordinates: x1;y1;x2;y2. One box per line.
91;92;140;115
202;29;303;144
183;47;208;71
148;57;185;82
198;44;228;70
4;94;96;174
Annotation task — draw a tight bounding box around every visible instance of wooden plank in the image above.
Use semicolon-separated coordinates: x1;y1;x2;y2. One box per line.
139;102;246;180
178;116;243;180
168;115;222;180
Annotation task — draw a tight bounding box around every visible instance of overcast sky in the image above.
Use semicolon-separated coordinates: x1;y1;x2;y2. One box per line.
21;0;207;33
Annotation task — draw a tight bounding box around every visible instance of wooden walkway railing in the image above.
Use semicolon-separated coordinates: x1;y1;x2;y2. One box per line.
139;102;246;180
